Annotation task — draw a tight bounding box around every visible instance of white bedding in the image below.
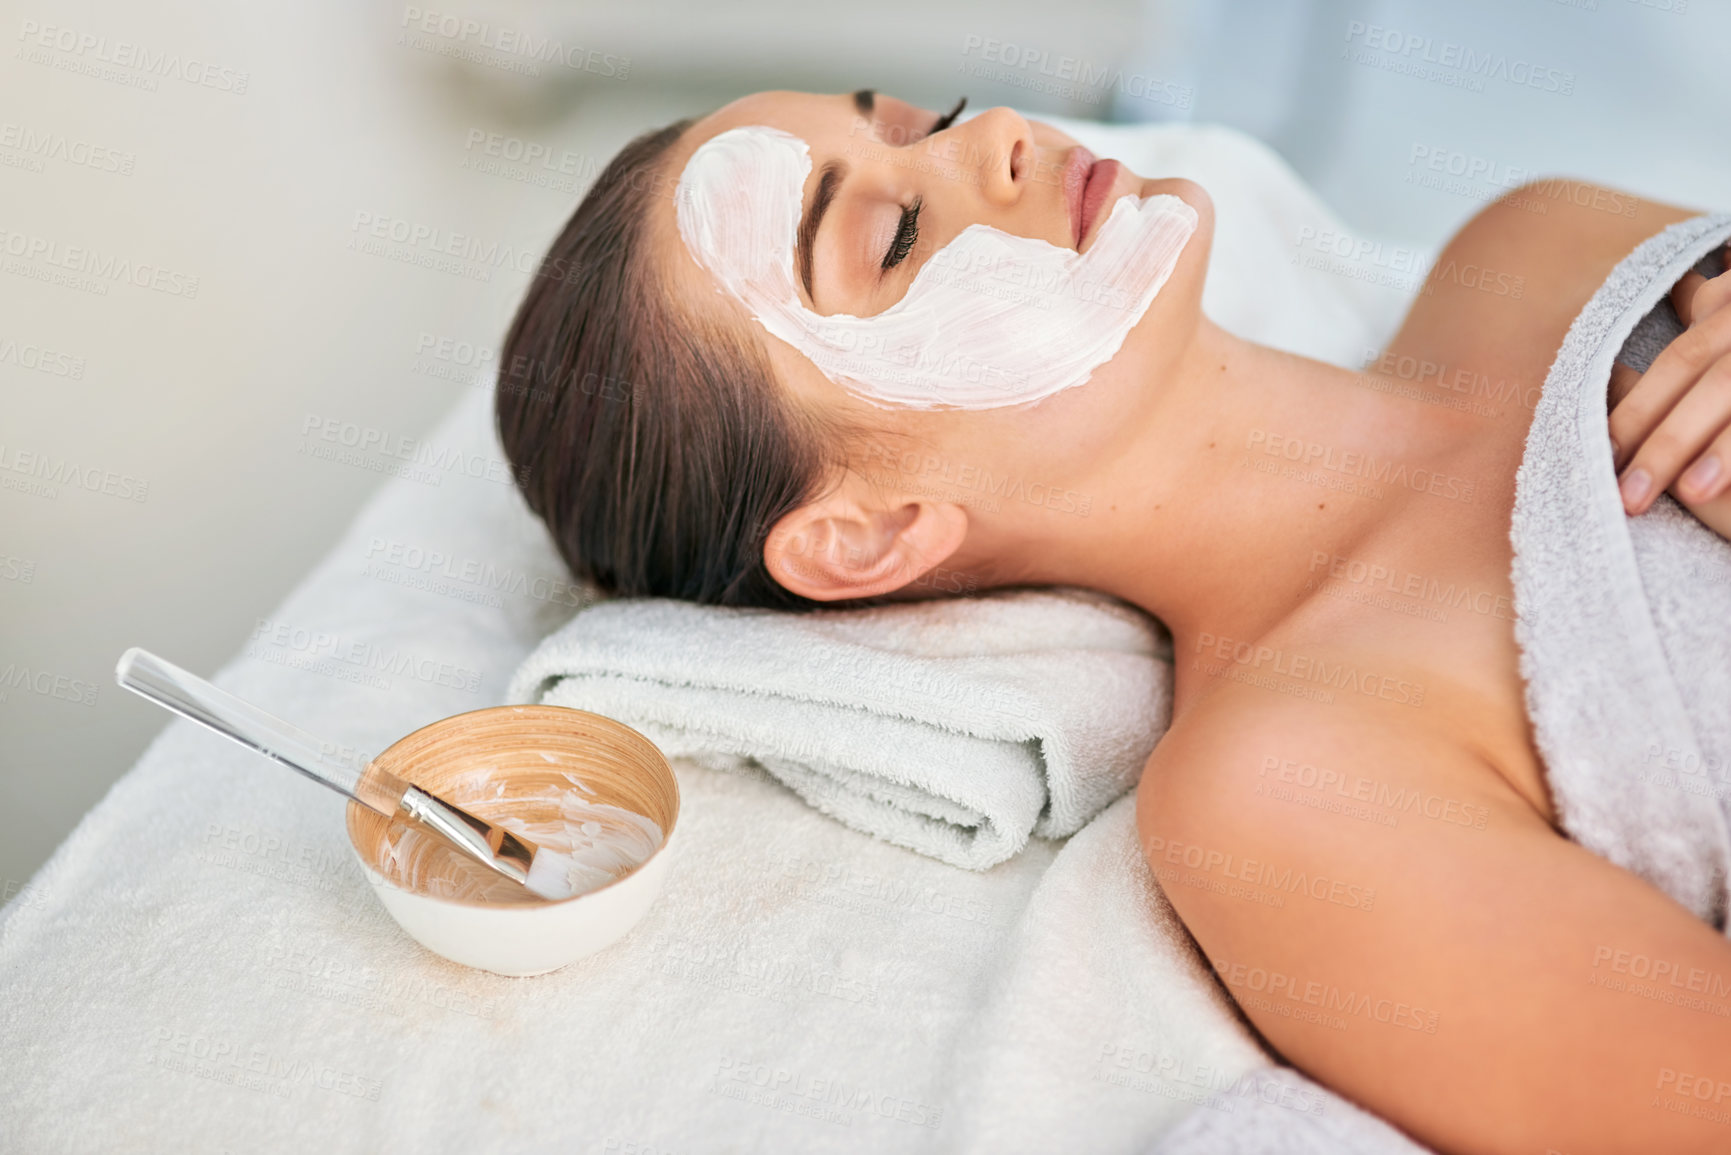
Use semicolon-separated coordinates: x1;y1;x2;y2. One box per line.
0;119;1413;1154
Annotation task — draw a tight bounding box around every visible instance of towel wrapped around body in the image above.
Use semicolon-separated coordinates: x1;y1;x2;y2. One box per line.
1507;211;1731;929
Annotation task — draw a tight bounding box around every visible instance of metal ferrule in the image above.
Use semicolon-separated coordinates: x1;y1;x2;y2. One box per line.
398;786;533;886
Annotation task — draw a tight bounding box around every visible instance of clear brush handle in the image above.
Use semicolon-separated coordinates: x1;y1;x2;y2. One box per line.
114;647;408;817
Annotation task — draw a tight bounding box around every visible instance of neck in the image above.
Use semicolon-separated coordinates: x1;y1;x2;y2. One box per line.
1025;319;1480;646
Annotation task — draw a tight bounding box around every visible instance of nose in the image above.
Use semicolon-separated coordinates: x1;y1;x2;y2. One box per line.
937;105;1035;207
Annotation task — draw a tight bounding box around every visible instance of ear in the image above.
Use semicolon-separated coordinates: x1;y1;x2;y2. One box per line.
762;472;969;602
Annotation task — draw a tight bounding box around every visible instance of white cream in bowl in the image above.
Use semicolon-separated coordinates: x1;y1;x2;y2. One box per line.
346;705;681;976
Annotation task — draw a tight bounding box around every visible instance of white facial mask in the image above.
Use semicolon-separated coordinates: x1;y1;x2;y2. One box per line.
674;124;1197;410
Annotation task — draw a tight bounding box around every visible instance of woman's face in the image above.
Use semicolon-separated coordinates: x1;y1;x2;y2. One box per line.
650;89;1215;563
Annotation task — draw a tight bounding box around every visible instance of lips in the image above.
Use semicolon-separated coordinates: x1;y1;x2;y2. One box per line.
1062;146;1096;249
1076;158;1122;253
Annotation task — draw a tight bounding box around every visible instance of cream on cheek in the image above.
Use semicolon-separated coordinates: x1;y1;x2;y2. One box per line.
674;124;1197;411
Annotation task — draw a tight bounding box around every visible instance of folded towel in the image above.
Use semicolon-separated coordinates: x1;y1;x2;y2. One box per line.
507;587;1172;870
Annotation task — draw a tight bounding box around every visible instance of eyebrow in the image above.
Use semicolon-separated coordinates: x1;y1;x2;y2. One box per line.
798;159;847;305
796;91;877;305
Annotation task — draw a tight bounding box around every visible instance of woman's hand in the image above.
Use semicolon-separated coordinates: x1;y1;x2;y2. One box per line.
1608;242;1731;539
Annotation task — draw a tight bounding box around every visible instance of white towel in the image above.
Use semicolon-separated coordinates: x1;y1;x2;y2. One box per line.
1510;210;1731;926
507;588;1172;871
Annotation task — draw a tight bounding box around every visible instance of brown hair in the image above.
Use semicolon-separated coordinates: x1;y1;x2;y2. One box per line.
496;118;866;609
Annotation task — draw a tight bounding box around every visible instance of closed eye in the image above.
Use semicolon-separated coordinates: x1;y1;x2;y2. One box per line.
882;198;921;270
878;98;966;271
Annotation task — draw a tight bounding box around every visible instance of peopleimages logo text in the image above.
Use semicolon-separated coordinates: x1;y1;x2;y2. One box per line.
1342;22;1575;95
15;20;249;93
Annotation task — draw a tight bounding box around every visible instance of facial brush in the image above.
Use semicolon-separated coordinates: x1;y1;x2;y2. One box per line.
115;647;572;900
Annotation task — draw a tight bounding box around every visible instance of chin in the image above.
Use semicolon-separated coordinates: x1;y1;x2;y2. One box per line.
1141;174;1211;219
1144;175;1216;268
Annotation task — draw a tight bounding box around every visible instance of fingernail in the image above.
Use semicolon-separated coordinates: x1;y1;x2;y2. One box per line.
1620;467;1652;510
1682;454;1722;496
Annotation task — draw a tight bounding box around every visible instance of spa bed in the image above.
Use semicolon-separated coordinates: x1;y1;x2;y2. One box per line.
0;119;1414;1154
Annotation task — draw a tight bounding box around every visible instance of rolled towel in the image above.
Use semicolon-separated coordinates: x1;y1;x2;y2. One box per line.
506;586;1172;870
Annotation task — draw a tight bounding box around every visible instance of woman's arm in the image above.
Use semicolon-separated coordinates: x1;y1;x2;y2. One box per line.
1136;694;1731;1155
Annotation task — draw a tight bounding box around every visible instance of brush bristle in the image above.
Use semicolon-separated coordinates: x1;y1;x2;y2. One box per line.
522;850;574;901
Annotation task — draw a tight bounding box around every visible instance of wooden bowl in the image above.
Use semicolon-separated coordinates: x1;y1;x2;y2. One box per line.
345;704;680;976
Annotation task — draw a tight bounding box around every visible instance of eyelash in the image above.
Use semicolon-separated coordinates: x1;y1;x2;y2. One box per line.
883;197;922;270
880;97;966;272
931;95;968;134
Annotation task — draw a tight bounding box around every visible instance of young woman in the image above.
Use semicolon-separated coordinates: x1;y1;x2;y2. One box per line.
495;89;1731;1154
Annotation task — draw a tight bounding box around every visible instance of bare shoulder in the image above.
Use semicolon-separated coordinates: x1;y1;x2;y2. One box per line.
1448;178;1696;274
1135;687;1731;1154
1386;179;1704;384
1134;689;1530;943
1136;682;1530;857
